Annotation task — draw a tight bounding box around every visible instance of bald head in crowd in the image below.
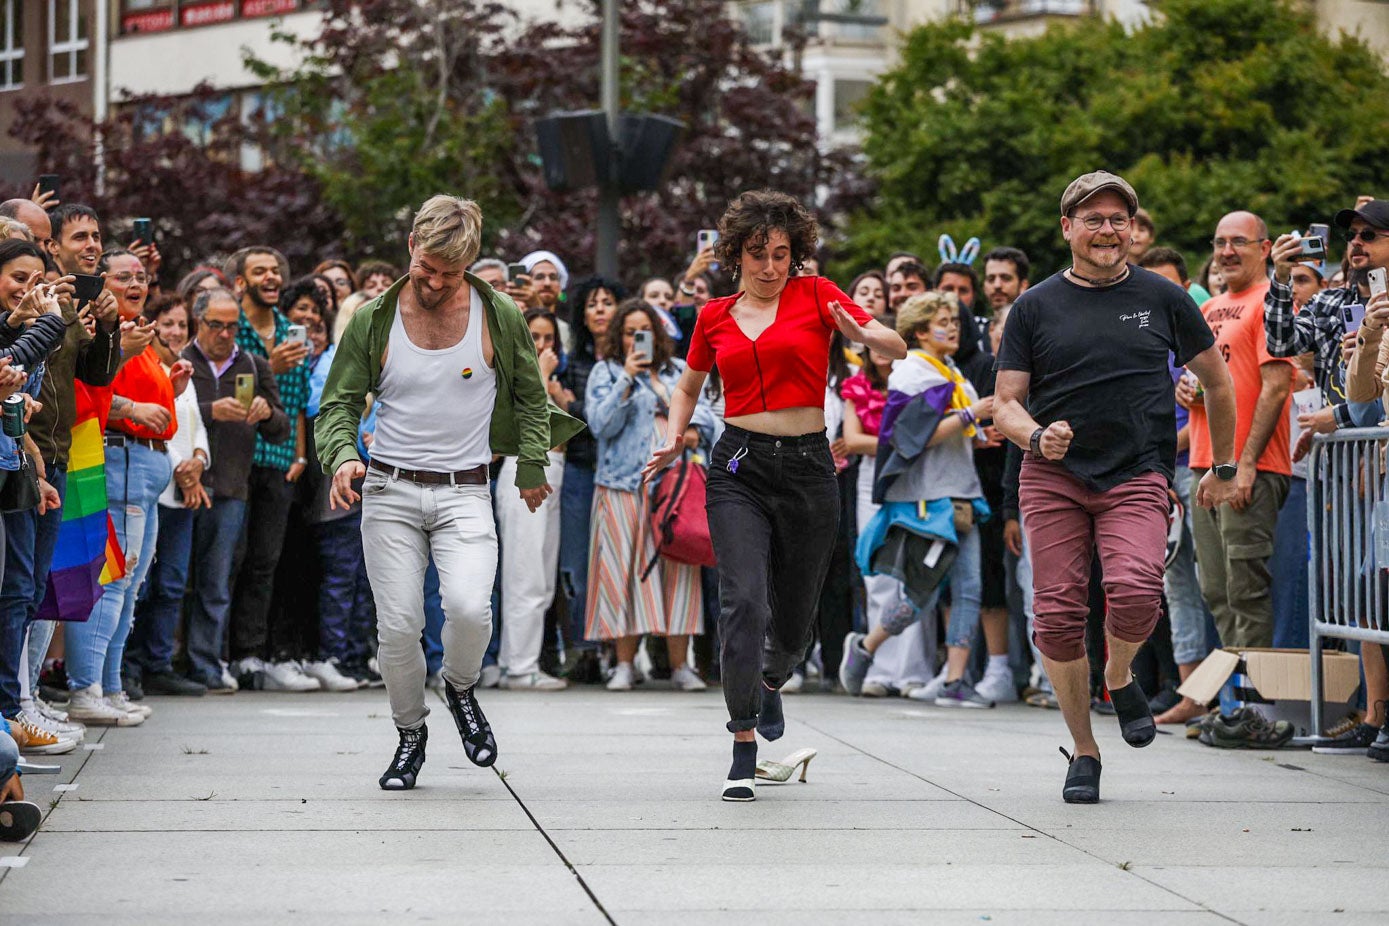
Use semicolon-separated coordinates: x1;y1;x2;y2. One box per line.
0;199;52;247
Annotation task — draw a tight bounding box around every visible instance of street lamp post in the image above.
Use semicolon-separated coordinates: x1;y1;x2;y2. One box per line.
597;0;621;278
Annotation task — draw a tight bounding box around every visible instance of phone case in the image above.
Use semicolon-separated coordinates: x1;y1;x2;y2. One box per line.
234;374;255;408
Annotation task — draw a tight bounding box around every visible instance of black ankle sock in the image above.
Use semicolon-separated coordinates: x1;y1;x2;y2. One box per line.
729;741;758;780
757;681;785;741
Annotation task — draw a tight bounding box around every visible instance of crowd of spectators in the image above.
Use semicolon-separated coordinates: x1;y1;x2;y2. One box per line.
3;180;1388;836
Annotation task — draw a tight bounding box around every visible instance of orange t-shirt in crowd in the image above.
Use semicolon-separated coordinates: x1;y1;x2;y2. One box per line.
108;346;177;442
1188;280;1294;475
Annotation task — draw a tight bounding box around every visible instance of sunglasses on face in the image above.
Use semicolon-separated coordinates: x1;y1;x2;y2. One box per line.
1345;228;1388;243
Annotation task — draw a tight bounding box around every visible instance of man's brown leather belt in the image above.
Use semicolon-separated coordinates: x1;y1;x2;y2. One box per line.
104;433;168;453
369;459;488;486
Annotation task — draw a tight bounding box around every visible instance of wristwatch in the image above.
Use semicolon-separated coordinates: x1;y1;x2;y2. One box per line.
679;280;697;297
1029;426;1045;457
1213;462;1238;481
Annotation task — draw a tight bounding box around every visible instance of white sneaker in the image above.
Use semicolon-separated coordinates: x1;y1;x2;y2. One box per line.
975;668;1018;704
219;661;240;693
15;707;82;745
66;684;143;726
262;660;322;692
606;662;636;691
106;691;152;718
780;670;804;694
302;658;361;692
425;672;445;692
502;670;568;691
33;696;72;725
671;665;708;691
478;664;502;689
907;665;951;702
899;682;924;699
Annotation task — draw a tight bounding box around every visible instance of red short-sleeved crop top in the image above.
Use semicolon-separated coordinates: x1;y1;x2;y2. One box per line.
685;276;873;418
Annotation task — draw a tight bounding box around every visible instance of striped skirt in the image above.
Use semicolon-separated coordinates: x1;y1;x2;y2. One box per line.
584;484;703;641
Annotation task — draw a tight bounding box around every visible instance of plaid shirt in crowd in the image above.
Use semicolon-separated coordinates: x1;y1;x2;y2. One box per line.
1264;276;1357;429
237;308;309;471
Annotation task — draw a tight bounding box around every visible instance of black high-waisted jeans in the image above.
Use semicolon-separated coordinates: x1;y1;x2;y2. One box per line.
707;425;840;732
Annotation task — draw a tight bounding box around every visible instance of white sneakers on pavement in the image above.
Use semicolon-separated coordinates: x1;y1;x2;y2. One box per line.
906;665;951;703
975;667;1018;704
66;684;143;726
478;665;502;689
262;660;322;692
606;662;637;691
501;671;568;691
106;691;152;719
671;666;708;692
302;659;361;692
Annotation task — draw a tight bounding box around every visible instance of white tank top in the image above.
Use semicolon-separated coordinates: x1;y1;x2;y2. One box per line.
370;287;497;472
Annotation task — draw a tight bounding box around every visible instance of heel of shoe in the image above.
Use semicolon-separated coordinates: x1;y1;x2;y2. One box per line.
797;755;813;783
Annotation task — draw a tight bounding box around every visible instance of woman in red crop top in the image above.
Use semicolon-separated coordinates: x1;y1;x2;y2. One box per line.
642;191;906;802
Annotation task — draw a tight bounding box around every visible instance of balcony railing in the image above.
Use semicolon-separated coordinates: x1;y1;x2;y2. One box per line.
968;0;1094;25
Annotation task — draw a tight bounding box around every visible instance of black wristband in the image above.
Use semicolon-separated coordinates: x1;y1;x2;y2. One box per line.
1030;426;1044;456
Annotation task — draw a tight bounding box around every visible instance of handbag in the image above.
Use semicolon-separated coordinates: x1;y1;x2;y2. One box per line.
0;451;42;514
641;455;717;580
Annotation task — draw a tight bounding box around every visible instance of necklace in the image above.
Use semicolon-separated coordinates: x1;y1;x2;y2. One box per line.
1067;265;1130;288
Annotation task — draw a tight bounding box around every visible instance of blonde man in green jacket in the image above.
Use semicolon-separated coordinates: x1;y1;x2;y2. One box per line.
317;195;583;791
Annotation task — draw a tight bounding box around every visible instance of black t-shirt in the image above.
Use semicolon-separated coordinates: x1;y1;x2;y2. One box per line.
995;265;1215;491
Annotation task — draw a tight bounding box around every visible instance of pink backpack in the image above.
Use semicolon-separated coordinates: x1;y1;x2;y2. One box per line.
642;458;717;580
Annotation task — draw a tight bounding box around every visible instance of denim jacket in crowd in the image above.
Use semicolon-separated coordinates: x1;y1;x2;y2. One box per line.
585;358;714;493
0;365;46;472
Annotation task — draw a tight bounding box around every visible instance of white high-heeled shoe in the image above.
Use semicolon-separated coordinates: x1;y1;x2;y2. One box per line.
755;748;816;783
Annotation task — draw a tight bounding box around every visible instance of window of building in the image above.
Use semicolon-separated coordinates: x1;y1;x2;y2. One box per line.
49;0;88;83
833;78;872;132
742;1;778;45
1;0;23;90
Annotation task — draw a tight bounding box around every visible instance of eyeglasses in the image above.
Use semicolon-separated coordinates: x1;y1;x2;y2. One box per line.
1211;237;1267;250
1345;228;1387;243
108;272;149;285
202;320;240;336
1073;213;1131;231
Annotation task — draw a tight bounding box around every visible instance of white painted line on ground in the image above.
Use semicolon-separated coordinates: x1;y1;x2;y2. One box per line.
0;857;29;868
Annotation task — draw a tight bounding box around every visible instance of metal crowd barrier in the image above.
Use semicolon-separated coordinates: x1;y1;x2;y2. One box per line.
1308;427;1389;734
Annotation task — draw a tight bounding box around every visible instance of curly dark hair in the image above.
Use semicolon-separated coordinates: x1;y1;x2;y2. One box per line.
603;299;676;376
713;190;820;279
279;276;329;318
567;275;627;358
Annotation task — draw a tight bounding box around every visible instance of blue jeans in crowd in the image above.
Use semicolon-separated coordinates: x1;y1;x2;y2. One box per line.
0;467;66;718
66;445;171;693
186;497;247;686
128;505;195;675
1271;476;1310;649
558;460;595;650
315;513;375;664
1165;465;1214;666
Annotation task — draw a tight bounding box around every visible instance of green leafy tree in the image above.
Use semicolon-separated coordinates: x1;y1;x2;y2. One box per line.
844;0;1389;288
250;0;859;279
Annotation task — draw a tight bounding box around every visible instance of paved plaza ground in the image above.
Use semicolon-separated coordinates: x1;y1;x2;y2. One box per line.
1;684;1386;924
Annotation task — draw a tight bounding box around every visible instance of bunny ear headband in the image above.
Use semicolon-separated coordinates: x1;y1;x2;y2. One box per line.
938;234;982;266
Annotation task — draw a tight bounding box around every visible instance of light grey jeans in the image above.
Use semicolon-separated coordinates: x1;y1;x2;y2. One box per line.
1165;465;1212;666
360;469;498;730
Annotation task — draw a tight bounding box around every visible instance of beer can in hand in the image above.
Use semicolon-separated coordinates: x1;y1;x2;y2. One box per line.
2;394;26;438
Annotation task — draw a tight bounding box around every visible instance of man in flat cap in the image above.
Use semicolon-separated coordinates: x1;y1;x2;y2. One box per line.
993;170;1239;803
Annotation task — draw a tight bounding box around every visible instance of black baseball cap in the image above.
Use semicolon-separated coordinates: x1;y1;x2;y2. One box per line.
1334;200;1389;230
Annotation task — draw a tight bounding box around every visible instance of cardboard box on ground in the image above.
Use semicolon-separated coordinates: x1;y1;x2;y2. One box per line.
1178;648;1361;738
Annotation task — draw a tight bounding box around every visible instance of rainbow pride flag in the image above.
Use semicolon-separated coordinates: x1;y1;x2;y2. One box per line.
36;382;126;622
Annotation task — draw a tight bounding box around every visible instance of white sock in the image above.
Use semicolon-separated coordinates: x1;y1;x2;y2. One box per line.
987;655;1010;676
